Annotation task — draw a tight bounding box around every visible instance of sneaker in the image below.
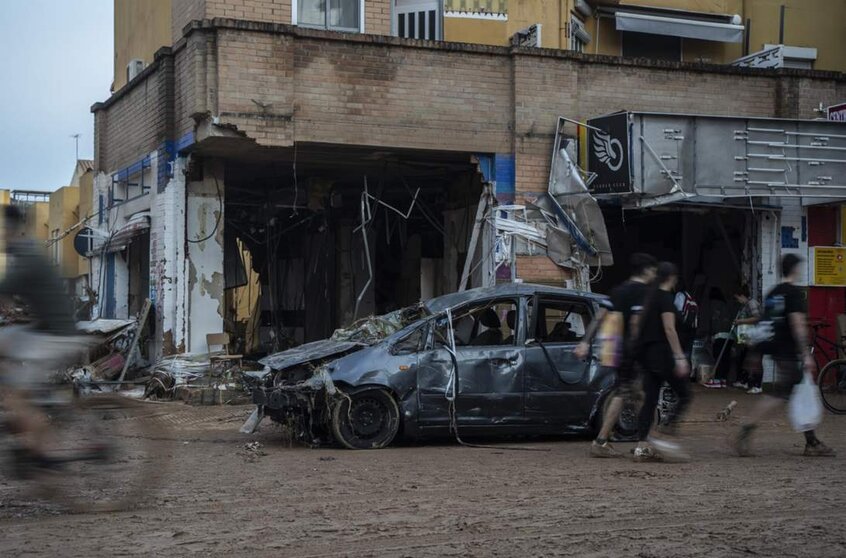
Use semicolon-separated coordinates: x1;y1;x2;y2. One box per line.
720;380;728;388
733;382;749;389
590;440;622;458
747;387;763;395
734;424;756;457
803;442;836;457
649;437;690;462
703;379;723;389
633;445;662;462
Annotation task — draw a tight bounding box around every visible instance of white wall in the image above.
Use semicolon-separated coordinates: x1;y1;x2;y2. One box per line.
185;159;225;353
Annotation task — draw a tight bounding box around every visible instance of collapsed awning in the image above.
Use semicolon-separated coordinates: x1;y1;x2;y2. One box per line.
86;213;151;255
615;12;744;43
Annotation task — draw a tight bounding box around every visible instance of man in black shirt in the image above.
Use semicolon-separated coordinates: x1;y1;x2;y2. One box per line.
735;254;835;457
575;253;657;458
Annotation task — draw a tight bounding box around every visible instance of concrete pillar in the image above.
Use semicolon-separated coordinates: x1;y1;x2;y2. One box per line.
185;159;225;353
153;156;187;355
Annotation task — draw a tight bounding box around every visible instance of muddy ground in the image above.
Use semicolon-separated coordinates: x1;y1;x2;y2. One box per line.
0;387;843;557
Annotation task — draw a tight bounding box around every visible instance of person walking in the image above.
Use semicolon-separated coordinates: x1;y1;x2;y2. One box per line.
732;285;762;393
575;253;657;458
706;287;732;388
632;262;692;462
735;254;835;457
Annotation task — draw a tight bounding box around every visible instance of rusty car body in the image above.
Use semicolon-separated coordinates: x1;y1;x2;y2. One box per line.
241;283;623;449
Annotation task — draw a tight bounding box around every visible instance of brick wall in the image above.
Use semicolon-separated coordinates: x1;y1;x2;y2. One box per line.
96;20;846;185
93;56;173;173
172;0;206;44
516;256;572;284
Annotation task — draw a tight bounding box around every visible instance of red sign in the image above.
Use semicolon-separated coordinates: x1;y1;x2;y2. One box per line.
827;103;846;121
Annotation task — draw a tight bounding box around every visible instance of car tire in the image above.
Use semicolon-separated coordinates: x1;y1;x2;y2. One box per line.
331;389;400;450
597;392;640;441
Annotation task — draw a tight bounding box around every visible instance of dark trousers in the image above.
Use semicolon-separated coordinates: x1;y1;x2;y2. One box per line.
637;343;692;441
737;345;763;388
712;338;734;381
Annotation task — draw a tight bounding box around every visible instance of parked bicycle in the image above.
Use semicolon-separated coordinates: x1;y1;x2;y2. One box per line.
808;320;846;414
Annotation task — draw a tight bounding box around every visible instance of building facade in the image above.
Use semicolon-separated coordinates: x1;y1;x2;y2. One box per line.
90;3;846;360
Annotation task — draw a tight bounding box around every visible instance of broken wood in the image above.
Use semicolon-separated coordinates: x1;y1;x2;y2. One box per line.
116;298;152;384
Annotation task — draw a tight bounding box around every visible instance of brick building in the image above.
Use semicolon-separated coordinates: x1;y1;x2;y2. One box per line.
89;5;846;359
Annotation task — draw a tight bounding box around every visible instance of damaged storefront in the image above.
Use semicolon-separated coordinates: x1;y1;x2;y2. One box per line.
574;111;846;373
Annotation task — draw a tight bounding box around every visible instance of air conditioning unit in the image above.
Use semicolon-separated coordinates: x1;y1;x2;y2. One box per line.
126;59;145;83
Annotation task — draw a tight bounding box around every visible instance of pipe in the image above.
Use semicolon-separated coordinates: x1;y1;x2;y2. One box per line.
779;4;785;44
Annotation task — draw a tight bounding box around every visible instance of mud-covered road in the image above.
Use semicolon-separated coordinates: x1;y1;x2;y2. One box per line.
1;388;844;557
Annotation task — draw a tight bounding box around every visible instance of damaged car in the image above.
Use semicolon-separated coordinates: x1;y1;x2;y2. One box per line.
242;283;632;449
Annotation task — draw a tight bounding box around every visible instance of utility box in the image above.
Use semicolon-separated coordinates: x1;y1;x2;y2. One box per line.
585;111;846;208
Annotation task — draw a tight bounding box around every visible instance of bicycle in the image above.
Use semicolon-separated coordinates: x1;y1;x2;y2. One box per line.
1;380;164;512
808;320;846;415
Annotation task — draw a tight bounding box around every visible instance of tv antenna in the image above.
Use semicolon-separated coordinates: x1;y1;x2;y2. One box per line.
70;133;81;161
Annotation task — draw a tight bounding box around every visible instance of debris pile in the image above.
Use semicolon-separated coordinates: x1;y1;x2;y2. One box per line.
143;352;252;406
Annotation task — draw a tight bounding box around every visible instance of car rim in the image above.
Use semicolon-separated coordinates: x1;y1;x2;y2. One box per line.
348;396;388;440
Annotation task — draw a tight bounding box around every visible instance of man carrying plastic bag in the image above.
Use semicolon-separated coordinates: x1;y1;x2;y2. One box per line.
734;254;834;457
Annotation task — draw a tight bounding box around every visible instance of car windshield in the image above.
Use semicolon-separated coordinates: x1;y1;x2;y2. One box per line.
329;304;429;345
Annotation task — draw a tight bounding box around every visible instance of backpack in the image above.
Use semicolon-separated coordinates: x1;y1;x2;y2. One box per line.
676;291;699;332
746;292;785;354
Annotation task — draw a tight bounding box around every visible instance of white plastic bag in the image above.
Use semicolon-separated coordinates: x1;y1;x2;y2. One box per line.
788;372;823;432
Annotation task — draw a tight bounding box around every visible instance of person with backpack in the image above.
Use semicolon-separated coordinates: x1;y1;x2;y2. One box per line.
574;253;657;458
735;254;835;457
632;262;692;462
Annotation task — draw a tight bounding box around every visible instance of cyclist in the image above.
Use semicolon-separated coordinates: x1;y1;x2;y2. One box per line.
735;254;835;457
0;204;82;473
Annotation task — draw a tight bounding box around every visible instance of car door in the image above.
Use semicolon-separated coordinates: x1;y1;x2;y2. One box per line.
417;297;525;428
523;295;595;426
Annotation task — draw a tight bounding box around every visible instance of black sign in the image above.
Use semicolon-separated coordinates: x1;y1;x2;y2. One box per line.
587;112;632;195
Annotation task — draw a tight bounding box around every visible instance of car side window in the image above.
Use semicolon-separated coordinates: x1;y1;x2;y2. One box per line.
432;299;518;348
535;298;592;344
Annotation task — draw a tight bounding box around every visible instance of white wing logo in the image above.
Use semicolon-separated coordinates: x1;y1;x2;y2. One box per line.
593;130;624;172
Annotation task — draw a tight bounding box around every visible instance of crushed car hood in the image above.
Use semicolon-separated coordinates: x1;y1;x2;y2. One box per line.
259;305;426;372
259;339;364;371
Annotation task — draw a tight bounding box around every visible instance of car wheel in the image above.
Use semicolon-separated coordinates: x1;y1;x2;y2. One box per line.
331;389;400;450
598;392;640;441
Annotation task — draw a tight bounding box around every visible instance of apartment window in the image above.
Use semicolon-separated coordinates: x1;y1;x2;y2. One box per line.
395;0;440;40
569;14;589;53
298;0;362;32
621;31;681;62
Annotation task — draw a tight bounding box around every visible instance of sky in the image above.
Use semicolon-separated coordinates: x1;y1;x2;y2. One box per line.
0;0;114;191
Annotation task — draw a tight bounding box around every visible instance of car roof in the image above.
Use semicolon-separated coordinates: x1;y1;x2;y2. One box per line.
424;283;606;314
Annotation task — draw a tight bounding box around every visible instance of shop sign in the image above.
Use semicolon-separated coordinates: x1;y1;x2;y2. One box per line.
587;112;632;195
827;103;846;121
811;246;846;287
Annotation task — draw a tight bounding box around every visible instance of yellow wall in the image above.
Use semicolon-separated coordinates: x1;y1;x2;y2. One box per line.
48;187;81;279
113;0;172;91
583;0;846;71
24;202;50;243
444;18;509;45
445;0;846;71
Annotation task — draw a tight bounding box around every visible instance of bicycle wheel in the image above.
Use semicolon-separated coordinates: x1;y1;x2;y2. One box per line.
34;393;166;512
818;359;846;415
